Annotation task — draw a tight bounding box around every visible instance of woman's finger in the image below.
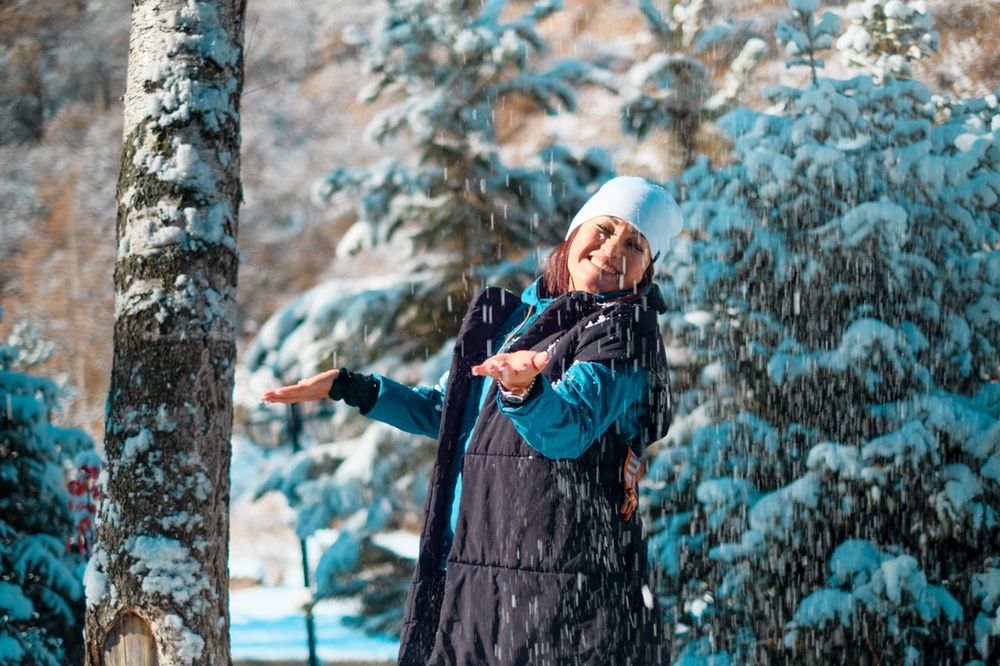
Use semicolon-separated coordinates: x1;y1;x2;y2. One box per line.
517;358;545;374
473;350;549;381
261;389;293;403
475;356;507;376
260;381;314;403
260;387;283;400
471;362;491;377
261;369;339;404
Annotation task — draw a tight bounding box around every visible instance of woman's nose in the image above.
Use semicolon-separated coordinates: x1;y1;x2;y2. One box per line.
601;234;625;260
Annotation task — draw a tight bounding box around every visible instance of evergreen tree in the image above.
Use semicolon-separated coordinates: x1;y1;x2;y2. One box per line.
0;316;95;665
775;0;841;86
836;0;938;81
239;0;614;637
317;0;612;353
618;0;769;168
645;0;1000;662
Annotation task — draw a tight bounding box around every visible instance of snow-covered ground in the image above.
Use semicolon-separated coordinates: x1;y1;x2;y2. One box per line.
229;585;398;662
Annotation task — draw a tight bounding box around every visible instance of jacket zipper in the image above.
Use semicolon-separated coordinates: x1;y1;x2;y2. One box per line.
496;306;535;354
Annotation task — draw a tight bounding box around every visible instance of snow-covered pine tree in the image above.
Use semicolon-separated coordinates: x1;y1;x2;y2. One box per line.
83;1;245;664
775;0;840;86
645;0;1000;662
0;316;96;666
836;0;938;82
239;0;614;637
318;0;613;347
619;0;769;168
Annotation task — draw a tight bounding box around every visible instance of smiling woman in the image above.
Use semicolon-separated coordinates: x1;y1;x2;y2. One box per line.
566;216;652;293
262;176;683;665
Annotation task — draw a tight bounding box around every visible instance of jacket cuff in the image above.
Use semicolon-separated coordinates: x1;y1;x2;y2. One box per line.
328;368;380;414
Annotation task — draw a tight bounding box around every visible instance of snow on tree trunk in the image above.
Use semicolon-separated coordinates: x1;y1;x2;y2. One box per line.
84;1;245;665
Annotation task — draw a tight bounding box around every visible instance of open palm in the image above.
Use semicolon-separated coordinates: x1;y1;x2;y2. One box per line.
471;350;549;391
259;369;340;404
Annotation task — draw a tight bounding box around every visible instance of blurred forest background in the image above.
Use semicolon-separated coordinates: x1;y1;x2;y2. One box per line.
3;0;994;440
2;0;999;663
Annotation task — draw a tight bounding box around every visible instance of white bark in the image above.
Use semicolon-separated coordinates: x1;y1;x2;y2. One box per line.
85;1;246;665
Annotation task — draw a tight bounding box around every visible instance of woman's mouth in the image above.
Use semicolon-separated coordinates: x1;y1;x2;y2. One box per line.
589;256;621;277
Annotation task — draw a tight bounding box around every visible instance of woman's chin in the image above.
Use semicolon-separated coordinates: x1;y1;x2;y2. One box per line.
570;265;617;294
569;280;601;295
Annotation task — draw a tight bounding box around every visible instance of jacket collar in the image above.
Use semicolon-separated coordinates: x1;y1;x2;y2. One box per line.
520;277;552;311
522;277;667;314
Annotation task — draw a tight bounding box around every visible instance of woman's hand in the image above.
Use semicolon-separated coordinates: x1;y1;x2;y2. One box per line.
471;350;549;392
259;369;340;404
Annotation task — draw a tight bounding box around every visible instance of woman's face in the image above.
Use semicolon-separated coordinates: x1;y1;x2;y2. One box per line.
566;216;652;294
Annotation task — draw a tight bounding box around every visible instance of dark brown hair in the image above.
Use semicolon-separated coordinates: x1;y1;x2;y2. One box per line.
541;227;655;298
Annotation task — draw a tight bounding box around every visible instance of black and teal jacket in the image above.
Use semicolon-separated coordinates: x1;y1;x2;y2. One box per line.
367;279;651;556
396;283;673;665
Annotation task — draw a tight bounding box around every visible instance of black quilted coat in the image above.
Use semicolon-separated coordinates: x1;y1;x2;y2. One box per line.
398;285;673;665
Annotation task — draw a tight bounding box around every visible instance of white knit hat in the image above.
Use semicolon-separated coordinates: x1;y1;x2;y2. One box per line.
566;176;683;263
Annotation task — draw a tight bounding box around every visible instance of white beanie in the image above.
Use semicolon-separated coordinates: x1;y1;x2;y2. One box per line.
566;176;683;263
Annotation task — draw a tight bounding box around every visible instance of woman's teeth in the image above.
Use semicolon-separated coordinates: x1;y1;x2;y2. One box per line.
590;257;620;276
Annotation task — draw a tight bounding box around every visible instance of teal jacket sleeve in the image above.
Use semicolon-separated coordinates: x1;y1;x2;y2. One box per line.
496;362;647;459
364;372;447;439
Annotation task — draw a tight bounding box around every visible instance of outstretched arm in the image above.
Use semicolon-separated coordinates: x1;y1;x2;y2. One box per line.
365;374;444;439
261;368;444;439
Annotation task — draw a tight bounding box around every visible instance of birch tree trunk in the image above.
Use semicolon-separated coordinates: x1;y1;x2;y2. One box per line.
85;1;245;664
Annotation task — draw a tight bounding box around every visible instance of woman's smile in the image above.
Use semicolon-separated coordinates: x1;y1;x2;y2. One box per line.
587;254;621;276
567;216;651;293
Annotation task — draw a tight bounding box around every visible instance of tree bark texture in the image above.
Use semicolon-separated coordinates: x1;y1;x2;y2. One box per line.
85;1;245;664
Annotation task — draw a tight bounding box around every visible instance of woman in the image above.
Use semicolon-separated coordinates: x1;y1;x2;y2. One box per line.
262;176;681;665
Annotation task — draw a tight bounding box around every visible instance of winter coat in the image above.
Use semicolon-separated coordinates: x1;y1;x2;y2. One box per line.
368;279;650;541
398;284;673;666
